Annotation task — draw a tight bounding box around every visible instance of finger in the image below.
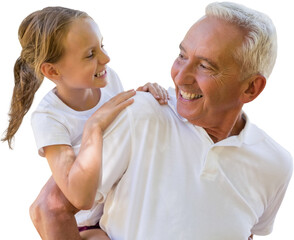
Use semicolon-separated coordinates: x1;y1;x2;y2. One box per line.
118;89;136;103
136;82;150;92
155;85;165;99
150;85;169;105
112;98;135;116
146;83;160;99
160;87;170;104
136;86;144;91
143;85;149;92
112;89;136;111
99;91;135;118
109;90;136;105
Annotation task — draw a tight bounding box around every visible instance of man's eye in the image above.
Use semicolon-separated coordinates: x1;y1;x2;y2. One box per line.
101;44;105;49
178;53;184;59
199;63;211;70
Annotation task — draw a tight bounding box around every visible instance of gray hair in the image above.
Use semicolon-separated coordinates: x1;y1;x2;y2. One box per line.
206;2;277;79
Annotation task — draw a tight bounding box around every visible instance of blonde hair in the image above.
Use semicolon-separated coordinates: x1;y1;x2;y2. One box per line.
206;2;277;80
2;6;89;148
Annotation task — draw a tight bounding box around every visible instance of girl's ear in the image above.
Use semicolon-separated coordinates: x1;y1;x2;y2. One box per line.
40;63;61;82
241;74;266;103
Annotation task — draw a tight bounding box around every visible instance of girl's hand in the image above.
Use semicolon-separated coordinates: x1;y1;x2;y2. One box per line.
137;82;169;105
44;90;136;210
88;89;136;132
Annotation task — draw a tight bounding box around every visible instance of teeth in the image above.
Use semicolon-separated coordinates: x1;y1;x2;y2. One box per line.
95;70;106;77
180;90;203;100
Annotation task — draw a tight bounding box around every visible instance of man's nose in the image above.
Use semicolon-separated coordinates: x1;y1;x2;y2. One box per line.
175;63;196;85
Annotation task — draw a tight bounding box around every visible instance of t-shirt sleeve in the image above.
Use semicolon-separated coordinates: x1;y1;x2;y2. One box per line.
31;111;71;157
251;154;293;235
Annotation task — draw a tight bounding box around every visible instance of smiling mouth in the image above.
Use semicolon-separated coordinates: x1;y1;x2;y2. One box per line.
94;69;107;78
180;90;203;100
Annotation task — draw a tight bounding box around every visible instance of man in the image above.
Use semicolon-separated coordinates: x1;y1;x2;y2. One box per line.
30;2;292;239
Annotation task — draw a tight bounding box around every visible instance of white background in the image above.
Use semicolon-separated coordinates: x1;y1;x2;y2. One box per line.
0;0;293;239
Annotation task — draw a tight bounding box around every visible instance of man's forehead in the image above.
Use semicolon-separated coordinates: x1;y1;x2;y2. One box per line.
182;16;243;52
179;18;244;68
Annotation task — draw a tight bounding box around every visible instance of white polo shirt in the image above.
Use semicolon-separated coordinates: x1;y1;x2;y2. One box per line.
96;90;292;240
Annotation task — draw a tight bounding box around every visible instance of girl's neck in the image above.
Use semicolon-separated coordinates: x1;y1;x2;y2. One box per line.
55;87;101;111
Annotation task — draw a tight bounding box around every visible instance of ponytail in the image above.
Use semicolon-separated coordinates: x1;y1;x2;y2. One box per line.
2;57;43;148
2;6;89;148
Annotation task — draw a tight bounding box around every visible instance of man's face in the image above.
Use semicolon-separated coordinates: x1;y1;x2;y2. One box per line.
171;16;249;128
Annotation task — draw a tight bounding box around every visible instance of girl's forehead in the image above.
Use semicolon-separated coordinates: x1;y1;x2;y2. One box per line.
66;18;101;41
62;18;102;54
68;17;101;36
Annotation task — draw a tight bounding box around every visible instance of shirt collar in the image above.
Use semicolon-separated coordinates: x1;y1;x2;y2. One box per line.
167;87;265;146
200;112;266;147
167;87;188;122
239;113;266;145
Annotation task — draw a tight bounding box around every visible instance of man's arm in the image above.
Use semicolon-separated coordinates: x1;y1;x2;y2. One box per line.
30;176;81;240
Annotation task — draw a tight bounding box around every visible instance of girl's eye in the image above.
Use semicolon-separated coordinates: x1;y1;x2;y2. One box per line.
86;52;94;58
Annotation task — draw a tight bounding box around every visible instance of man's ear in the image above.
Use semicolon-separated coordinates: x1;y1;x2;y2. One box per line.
40;62;61;82
241;74;266;103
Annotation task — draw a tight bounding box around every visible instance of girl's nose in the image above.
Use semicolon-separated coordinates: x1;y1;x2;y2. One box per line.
98;50;110;65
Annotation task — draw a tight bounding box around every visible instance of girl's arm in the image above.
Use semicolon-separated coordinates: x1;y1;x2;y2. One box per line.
44;90;136;210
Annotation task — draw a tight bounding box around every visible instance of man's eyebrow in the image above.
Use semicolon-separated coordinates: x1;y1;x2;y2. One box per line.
197;56;219;70
179;43;186;52
179;43;219;70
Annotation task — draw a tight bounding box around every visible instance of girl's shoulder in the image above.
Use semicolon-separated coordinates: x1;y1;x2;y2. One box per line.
103;67;124;95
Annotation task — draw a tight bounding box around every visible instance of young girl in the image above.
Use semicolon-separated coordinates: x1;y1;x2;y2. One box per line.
2;6;168;239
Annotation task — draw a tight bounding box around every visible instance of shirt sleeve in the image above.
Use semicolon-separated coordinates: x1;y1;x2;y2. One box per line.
95;107;133;202
31;111;71;157
251;155;293;235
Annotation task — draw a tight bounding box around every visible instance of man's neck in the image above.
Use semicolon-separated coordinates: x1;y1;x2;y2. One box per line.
204;113;246;143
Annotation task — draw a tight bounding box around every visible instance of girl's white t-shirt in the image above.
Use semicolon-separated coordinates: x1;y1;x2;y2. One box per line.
31;67;124;226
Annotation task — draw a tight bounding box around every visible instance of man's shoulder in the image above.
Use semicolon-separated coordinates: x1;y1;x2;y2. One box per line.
123;92;173;127
103;91;178;137
247;123;293;177
130;91;166;112
251;123;291;156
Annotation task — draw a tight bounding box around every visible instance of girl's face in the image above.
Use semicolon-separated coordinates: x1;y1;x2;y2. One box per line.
54;17;110;90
